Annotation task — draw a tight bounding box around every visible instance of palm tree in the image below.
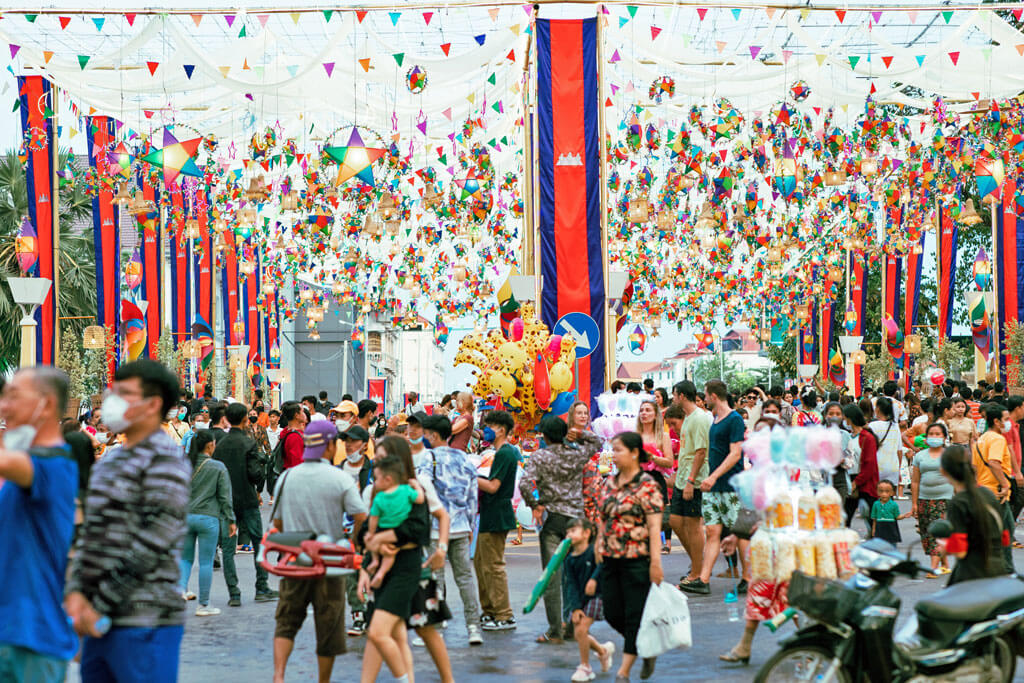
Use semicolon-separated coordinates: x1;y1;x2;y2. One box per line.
0;149;97;371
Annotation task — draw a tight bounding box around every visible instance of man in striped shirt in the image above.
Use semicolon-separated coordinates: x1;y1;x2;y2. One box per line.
65;360;190;683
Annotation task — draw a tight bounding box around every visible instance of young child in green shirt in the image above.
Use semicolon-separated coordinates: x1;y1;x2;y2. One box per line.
366;455;424;588
871;479;911;544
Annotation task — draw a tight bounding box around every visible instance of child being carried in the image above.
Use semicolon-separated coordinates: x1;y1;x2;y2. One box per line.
365;454;425;588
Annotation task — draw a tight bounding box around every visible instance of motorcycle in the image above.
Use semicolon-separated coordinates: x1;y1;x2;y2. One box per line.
755;533;1024;683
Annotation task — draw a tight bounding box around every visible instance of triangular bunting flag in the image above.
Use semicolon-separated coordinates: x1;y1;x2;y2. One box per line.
43;51;53;64
356;11;367;23
474;34;486;46
915;55;925;66
8;45;18;59
815;54;827;66
389;12;401;25
1017;45;1024;56
58;16;71;29
290;12;300;24
848;55;860;69
716;41;727;53
506;49;516;62
191;14;202;27
487;72;496;85
225;15;235;27
393;53;404;66
78;55;90;69
323;62;335;77
749;45;761;59
881;55;893;68
358;58;371;72
441;43;451;56
323;10;334;22
183;64;195;79
423;12;433;25
218;65;230;77
92;17;105;31
627;6;638;18
941;11;953;24
146;61;158;76
948;51;959;65
697;8;708;20
835;10;846;22
651;26;661;40
125;13;136;25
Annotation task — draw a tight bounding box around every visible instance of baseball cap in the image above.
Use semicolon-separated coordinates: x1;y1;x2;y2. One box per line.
339;425;370;443
336;400;359;416
303;420;338;461
406;411;429;426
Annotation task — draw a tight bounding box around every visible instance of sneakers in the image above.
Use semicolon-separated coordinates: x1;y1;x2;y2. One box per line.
467;624;484;646
737;579;749;595
182;591;196;601
571;664;596;682
679;579;710;595
237;544;254;554
481;615;517;631
195;605;221;617
254;589;279;602
228;596;241;607
599;641;615;673
348;611;365;636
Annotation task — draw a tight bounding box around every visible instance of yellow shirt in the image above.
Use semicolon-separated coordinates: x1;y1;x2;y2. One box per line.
975;430;1012;494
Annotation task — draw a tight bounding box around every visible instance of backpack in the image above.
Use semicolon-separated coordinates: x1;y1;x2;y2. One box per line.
272;429;298;476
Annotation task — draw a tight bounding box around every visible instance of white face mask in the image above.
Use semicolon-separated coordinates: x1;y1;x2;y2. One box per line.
101;394;133;433
1005;420;1015;433
194;421;210;431
345;450;363;464
336;420;351;432
2;398;46;451
96;432;110;444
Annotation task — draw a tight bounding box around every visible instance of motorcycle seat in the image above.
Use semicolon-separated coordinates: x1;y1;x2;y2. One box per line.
916;576;1024;623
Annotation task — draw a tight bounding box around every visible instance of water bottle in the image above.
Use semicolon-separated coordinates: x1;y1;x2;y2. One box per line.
724;591;740;622
68;615;111;636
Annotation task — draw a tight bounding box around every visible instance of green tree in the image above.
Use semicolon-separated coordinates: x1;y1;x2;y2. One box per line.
0;149;96;370
764;336;797;383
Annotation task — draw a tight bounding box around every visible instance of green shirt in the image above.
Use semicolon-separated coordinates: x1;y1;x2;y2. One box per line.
871;499;901;522
675;409;711;489
479;444;518;533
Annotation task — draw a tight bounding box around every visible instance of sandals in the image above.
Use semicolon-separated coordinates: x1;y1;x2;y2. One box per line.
510;538;523;546
535;630;563;644
719;648;751;665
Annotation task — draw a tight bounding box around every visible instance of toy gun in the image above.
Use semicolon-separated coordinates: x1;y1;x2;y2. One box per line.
259;528;359;579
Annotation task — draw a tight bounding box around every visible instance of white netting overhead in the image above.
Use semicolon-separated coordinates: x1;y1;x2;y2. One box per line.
0;8;530;147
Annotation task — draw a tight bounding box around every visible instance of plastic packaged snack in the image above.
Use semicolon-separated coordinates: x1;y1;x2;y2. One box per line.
813;532;838;578
773;490;795;529
775;533;797;582
833;528;860;576
796;533;816;576
750;529;774;581
797;489;817;530
815;486;843;529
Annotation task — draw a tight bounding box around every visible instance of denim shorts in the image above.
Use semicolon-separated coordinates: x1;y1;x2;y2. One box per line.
0;644;67;683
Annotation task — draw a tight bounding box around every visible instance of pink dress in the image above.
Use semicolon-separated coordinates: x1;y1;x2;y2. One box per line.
641;442;675;481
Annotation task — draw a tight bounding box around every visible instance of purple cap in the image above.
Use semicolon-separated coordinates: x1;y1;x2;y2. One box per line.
303;420;338;461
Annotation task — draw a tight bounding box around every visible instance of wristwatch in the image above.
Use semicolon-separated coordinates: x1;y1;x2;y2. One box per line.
437;542;448;553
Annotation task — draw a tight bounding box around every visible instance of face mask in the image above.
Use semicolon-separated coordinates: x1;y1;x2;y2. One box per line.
926;437;945;448
101;394;133;433
345;450;364;464
825;417;843;428
178;409;187;420
3;424;37;451
96;432;110;444
2;398;45;451
195;421;210;430
407;436;423;447
482;426;496;442
336;420;351;432
1005;420;1015;433
249;415;258;423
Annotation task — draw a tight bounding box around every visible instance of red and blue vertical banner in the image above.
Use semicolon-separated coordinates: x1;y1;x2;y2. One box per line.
193;187;214;336
137;172;161;359
536;17;605;410
243;245;260;363
168;184;192;345
221;231;240;344
937;204;959;340
903;233;925;390
849;252;868;395
367;378;388;409
818;300;834;375
86;116;121;374
997;180;1024;382
18;76;57;365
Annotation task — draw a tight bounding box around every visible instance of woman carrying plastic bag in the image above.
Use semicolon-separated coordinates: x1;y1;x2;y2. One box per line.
636;582;692;658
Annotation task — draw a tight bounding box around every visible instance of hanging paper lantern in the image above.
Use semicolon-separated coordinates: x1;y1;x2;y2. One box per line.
790;80;811;102
970;294;990;359
14;216;38;273
406;65;428;94
648;76;675;104
628;325;647;355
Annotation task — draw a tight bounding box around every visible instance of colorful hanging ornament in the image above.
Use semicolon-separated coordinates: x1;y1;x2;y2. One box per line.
648;76;675;104
406;65;428;94
790;79;811;102
14;216;38;273
323;127;386;187
628;325;647;355
138;128;203;185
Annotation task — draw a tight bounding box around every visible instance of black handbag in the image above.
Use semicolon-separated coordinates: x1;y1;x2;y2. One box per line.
731;507;761;540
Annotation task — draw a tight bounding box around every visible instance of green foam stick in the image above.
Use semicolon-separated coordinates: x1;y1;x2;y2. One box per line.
523;537;572;614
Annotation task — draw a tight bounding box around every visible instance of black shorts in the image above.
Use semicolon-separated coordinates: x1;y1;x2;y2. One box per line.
670;486;703;518
366;548;421;621
274;576;347;656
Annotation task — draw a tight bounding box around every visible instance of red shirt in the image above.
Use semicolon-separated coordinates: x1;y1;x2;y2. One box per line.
280;428;305;470
853;430;879;499
1006;425;1022;471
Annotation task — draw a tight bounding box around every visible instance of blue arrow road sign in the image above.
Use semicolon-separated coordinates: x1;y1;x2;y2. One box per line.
553;312;601;359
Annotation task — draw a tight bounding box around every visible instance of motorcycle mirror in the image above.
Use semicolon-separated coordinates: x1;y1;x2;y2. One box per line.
928;519;954;539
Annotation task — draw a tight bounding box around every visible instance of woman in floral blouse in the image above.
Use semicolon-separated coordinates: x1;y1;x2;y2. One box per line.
597;431;664;681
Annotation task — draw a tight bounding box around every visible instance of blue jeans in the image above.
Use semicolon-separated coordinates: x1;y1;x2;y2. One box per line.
0;643;67;683
80;625;183;683
180;513;220;605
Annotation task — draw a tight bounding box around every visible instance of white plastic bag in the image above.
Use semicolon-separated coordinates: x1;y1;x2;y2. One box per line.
636;582;692;658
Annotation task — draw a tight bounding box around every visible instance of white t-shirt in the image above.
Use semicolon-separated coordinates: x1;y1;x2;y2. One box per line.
869;419;901;477
267;426;282;451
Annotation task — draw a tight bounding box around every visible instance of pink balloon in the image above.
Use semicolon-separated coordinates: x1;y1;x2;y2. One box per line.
510;317;525;342
547;335;563;359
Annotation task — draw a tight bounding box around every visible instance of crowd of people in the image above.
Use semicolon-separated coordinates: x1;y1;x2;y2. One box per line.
1;358;1023;683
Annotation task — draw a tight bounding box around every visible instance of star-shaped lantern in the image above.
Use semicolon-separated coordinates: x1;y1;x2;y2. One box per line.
138;129;203;185
455;169;485;201
324;128;386;187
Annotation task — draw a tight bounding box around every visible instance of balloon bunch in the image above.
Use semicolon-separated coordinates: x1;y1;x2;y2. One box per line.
453;302;577;434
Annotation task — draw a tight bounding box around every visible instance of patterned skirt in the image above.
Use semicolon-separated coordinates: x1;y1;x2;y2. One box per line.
917;498;949;557
744;580;789;622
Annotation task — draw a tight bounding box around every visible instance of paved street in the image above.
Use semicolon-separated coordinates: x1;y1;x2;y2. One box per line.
68;501;1024;681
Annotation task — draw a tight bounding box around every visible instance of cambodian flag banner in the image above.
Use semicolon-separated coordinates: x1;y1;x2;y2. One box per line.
937;204;959;340
997;180;1024;382
86;115;121;374
536;17;605;410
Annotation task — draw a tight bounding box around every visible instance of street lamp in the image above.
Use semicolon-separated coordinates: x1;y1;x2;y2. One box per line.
7;277;52;368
